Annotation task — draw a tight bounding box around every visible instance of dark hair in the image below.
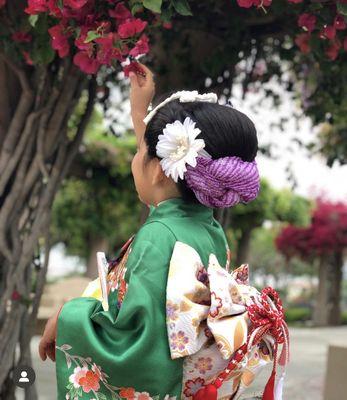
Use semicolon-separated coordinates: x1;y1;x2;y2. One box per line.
144;90;258;203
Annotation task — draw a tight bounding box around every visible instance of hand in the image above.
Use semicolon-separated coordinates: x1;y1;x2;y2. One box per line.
129;62;156;117
38;307;62;362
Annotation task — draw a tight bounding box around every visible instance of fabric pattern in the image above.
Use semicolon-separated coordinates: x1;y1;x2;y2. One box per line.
55;198;249;399
165;242;273;399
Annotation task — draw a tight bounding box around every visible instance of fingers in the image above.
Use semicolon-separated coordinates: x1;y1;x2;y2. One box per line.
129;72;139;88
39;338;47;361
137;62;153;76
46;342;56;362
39;338;56;362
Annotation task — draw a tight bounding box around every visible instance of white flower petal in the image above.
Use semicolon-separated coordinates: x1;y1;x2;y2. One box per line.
156;116;207;182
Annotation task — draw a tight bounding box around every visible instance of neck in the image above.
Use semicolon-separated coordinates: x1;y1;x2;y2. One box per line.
154;195;181;207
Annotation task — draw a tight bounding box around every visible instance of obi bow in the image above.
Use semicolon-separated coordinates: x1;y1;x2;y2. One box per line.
166;242;289;400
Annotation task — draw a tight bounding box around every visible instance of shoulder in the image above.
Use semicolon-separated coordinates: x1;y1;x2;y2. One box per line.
135;220;177;245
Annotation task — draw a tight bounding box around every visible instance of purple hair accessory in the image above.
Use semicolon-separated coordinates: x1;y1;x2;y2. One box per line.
185;156;260;208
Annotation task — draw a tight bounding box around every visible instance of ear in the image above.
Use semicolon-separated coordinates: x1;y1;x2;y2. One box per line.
151;159;167;185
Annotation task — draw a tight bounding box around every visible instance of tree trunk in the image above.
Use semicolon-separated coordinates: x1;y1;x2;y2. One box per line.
86;237;109;279
313;252;343;326
235;228;253;266
0;50;96;398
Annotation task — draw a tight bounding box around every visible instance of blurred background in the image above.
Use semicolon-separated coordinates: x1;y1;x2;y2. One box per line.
0;0;346;399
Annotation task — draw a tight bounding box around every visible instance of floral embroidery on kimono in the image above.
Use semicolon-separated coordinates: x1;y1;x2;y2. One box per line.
165;241;273;399
57;345;177;400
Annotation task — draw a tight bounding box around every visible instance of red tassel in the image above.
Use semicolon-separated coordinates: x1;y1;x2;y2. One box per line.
193;384;218;400
262;370;276;400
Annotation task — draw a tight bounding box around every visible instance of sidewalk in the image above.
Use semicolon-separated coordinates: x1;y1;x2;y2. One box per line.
17;326;347;399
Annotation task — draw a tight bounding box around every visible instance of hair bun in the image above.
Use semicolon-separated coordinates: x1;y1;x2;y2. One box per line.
185;156;260;208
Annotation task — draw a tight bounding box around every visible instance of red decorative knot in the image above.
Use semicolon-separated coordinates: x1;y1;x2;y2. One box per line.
247;287;286;346
193;287;289;400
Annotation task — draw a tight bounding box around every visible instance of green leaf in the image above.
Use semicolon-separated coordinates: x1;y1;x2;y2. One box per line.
172;0;192;16
143;0;162;13
28;15;39;28
160;7;174;22
85;30;101;43
337;3;347;16
131;3;144;15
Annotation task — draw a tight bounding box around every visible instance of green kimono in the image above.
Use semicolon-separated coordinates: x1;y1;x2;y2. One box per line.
55;198;229;399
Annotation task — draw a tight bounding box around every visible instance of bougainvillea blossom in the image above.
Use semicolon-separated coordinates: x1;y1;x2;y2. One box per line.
48;24;71;58
25;0;48;14
118;18;147;38
295;33;311;54
12;31;32;43
298;13;316;33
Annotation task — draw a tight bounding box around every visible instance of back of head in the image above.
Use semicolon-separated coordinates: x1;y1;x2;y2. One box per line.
144;90;259;206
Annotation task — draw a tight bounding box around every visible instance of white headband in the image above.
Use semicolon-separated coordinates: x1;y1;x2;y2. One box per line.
143;90;218;125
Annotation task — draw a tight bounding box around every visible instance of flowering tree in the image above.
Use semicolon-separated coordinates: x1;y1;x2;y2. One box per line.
0;0;346;397
276;199;347;326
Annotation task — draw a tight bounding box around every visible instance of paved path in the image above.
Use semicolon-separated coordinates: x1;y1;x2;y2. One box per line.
16;326;347;399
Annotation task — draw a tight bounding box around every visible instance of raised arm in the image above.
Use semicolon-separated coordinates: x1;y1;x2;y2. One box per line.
129;62;156;146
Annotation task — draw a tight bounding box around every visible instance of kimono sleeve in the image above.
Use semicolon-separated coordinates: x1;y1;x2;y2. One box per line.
55;222;184;400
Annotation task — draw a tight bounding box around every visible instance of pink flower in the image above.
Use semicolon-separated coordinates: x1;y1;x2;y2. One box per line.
119;387;136;399
69;366;88;388
0;0;6;8
123;61;144;77
170;331;189;352
64;0;88;9
253;0;272;6
47;0;62;16
194;357;213;374
163;22;172;29
78;370;100;393
48;24;70;58
118;18;147;38
22;51;34;65
134;392;153;400
237;0;253;8
12;31;32;43
288;0;303;3
166;300;179;322
129;34;149;57
183;378;206;397
11;290;21;301
25;0;48;14
73;51;100;74
295;33;311;54
109;2;132;20
326;39;341;60
96;32;123;64
298;13;316;33
320;25;336;40
75;26;93;52
334;15;346;31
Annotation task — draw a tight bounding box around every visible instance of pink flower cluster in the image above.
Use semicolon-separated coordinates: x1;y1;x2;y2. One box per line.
236;0;347;61
237;0;272;8
296;9;347;60
21;0;165;74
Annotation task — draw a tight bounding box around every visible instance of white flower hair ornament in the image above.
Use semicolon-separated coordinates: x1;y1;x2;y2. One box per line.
156;116;211;183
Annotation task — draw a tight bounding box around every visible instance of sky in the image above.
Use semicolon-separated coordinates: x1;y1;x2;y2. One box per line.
47;78;347;278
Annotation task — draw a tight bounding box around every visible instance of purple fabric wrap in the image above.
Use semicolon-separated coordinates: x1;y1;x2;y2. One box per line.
185;156;260;208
